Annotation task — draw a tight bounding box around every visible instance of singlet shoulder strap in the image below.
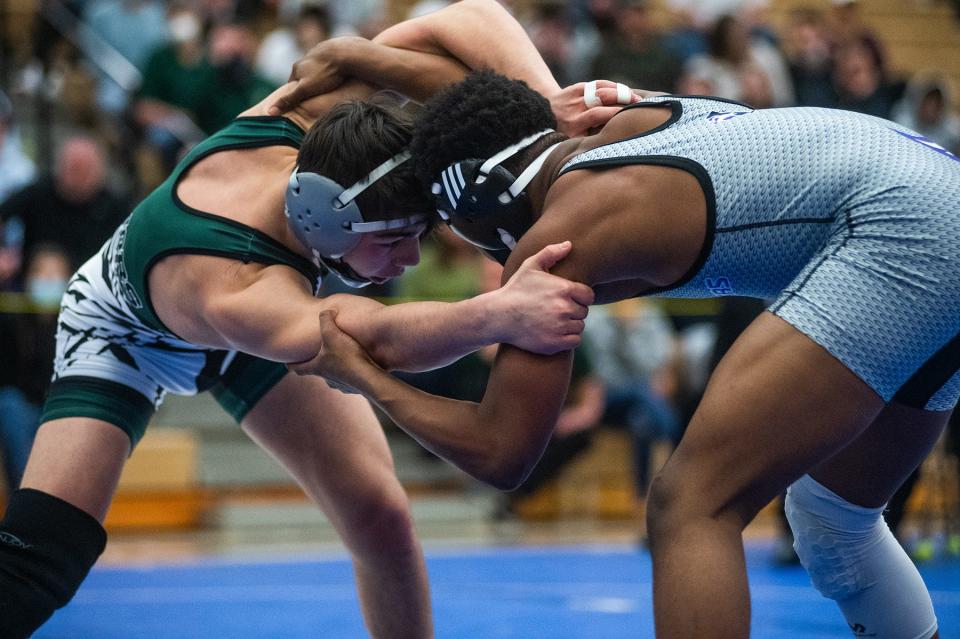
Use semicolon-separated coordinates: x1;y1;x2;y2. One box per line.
172;116;306;181
123;116;323;334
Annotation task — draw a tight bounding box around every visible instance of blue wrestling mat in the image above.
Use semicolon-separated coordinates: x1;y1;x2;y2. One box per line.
38;542;960;638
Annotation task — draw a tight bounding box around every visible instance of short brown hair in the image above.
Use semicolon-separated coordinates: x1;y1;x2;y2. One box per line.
297;97;432;221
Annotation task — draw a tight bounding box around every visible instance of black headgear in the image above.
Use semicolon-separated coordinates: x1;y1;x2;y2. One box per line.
285;151;427;287
431;129;561;265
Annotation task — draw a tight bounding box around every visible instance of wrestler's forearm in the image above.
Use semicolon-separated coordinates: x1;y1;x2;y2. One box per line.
373;0;560;97
348;363;522;487
343;344;570;489
324;38;468;104
325;292;507;372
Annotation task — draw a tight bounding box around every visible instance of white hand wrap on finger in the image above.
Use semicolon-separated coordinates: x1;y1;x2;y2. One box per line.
616;82;633;105
583;80;602;108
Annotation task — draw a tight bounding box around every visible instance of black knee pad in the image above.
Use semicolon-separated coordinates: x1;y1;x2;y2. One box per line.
0;489;107;638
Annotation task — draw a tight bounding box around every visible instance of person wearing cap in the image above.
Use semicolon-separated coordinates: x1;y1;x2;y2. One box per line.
298;69;959;638
0;2;623;637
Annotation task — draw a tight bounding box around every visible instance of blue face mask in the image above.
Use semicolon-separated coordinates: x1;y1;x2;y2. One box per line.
27;278;67;308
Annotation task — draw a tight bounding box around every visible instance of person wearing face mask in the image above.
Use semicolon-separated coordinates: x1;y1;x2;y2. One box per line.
192;21;276;135
0;244;71;492
257;5;332;87
134;3;211;173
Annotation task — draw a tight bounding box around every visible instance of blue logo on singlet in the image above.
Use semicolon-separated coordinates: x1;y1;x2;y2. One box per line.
707;111;751;124
705;277;734;295
890;129;960;163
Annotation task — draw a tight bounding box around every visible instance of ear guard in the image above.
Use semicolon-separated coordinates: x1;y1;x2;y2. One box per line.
432;129;561;265
285;151;426;287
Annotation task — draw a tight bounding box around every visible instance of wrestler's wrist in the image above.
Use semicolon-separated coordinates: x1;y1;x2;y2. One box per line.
331;36;372;77
469;290;512;346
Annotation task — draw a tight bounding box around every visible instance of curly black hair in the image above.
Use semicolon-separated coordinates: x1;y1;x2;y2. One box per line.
297;96;432;221
409;70;558;188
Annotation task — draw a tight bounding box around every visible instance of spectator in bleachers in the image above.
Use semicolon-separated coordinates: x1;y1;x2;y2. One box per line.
0;244;70;491
782;8;836;107
827;0;884;55
682;14;794;106
590;0;681;93
660;7;707;64
832;36;903;118
0;136;128;286
585;298;682;501
256;4;332;87
0;92;36;290
0;91;36;205
892;73;960;154
193;21;275;135
82;0;169;113
407;0;452;20
526;0;578;86
133;4;209;174
329;0;387;37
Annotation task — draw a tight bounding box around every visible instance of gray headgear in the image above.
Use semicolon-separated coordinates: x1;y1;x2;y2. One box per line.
284;150;426;287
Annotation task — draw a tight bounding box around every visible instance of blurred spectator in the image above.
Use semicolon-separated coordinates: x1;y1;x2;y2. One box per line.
82;0;169;113
827;0;883;54
0;244;69;491
0;136;128;286
408;0;451;19
134;4;209;173
892;74;960;153
193;21;275;135
526;0;577;86
585;298;682;498
661;7;707;64
0;91;36;205
257;4;332;87
682;14;794;106
0;92;36;291
832;36;903;118
782;8;836;107
589;0;681;92
663;0;759;31
328;0;386;37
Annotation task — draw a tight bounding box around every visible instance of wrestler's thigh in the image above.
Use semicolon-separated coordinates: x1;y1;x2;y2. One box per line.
811;403;951;508
240;373;399;520
656;312;886;523
20;418;132;521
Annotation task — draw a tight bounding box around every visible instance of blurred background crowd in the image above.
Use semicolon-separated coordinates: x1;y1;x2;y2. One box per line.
0;0;959;560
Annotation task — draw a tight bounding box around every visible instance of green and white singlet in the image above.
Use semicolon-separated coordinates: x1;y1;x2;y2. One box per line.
41;117;323;445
